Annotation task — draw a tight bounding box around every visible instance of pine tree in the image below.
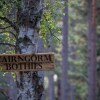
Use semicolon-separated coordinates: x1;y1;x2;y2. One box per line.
61;0;69;100
87;0;97;100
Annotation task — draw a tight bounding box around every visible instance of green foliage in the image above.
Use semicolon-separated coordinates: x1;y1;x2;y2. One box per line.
0;0;100;99
40;0;63;47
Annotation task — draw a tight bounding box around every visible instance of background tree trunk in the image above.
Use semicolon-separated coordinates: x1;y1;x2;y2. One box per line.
48;74;55;100
70;86;75;100
61;0;69;100
87;0;97;100
47;29;55;100
16;0;44;100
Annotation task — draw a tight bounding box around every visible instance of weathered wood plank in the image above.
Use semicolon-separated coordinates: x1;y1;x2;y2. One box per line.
0;53;55;71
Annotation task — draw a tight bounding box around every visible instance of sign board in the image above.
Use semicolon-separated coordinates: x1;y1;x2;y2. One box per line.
0;53;55;71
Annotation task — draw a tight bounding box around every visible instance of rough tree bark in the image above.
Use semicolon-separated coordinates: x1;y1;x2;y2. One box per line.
87;0;97;100
16;0;44;100
61;0;69;100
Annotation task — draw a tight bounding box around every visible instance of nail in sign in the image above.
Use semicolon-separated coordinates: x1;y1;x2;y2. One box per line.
0;53;55;71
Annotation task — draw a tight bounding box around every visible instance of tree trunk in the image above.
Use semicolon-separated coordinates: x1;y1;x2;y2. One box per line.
5;73;17;100
16;0;44;100
70;86;75;100
48;74;55;100
87;0;97;100
61;0;69;100
57;77;61;100
47;29;55;100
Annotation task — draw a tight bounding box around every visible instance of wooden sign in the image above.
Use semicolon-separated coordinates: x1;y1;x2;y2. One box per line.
0;53;55;71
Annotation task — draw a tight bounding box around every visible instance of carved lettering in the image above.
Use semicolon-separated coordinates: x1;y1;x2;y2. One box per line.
0;53;54;71
6;64;11;70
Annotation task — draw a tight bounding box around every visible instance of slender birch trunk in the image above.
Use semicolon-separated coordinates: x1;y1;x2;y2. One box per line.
16;0;44;100
87;0;97;100
61;0;69;100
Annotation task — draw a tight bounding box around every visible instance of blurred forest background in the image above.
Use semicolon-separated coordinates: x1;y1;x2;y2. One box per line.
0;0;99;100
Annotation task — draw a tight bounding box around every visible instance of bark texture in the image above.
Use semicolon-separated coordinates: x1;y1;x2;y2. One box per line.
87;0;97;100
61;0;69;100
16;0;44;100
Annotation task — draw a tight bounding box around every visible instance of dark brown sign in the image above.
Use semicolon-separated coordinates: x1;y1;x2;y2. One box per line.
0;53;55;71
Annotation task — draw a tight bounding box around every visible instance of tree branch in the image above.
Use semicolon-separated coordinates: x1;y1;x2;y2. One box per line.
0;16;19;33
0;87;13;100
0;90;13;100
0;43;16;48
43;14;61;41
0;31;17;39
0;26;11;30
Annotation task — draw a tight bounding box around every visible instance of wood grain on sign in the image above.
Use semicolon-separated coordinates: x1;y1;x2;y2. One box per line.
0;53;55;71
